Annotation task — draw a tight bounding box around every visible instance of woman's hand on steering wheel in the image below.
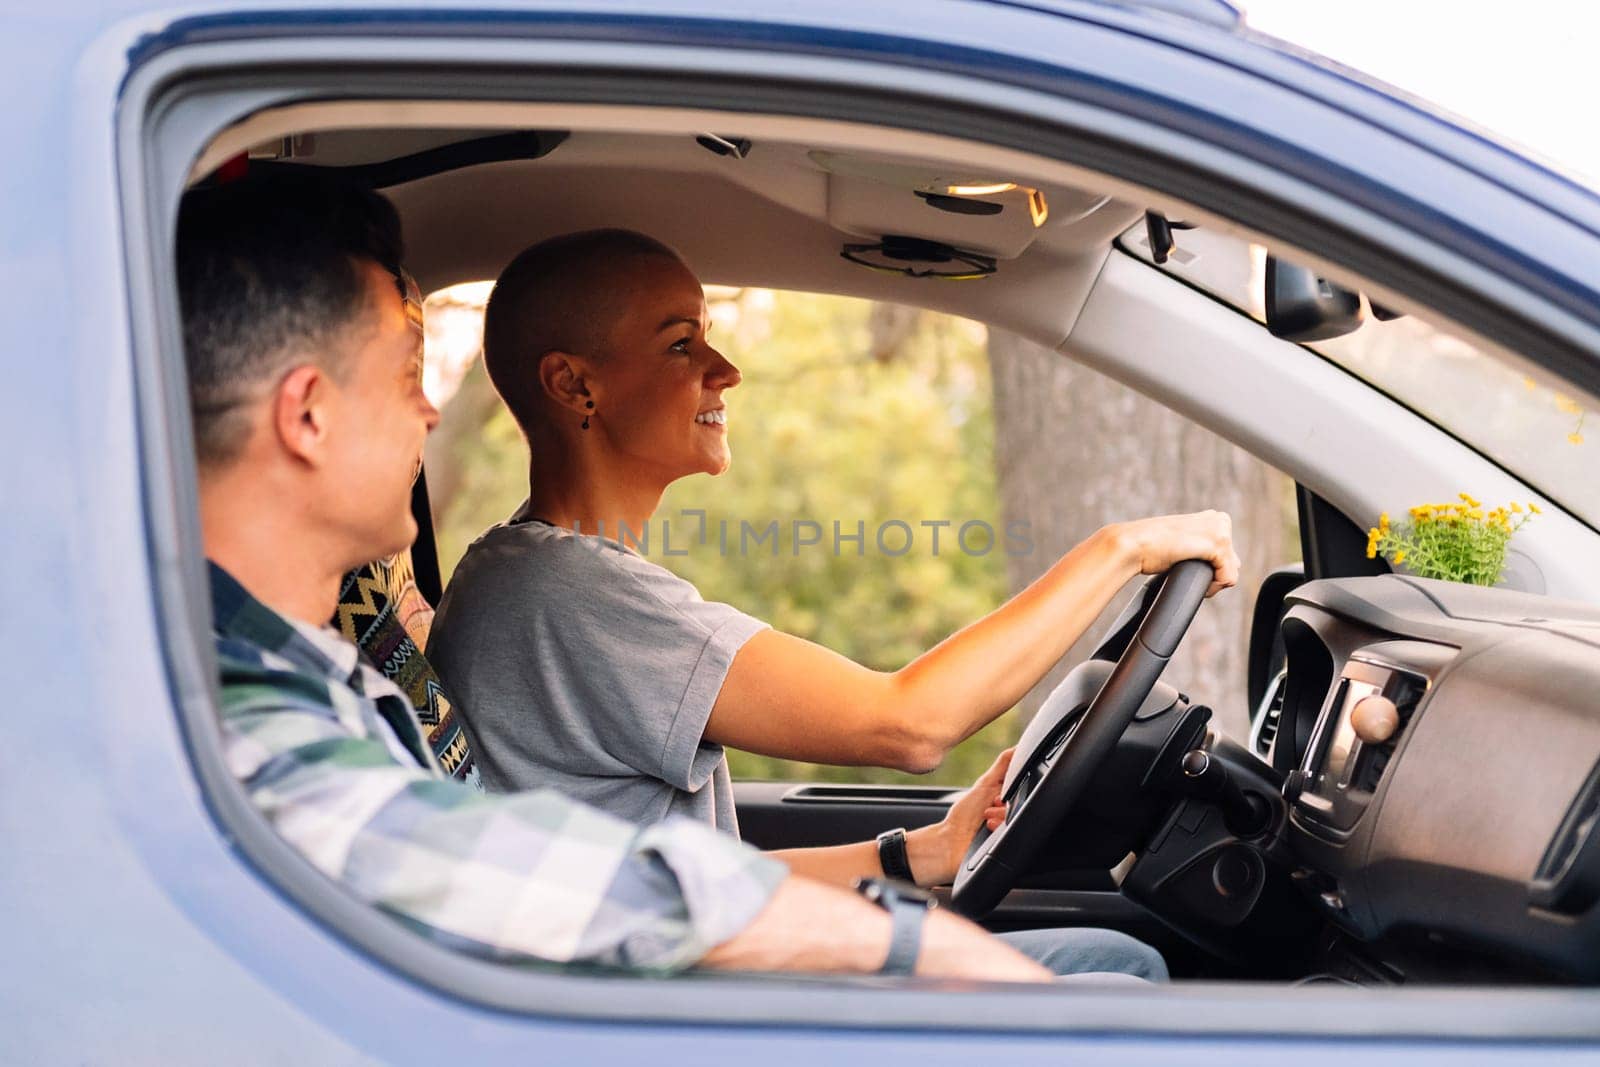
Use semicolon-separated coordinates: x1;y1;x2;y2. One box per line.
904;747;1015;886
1113;510;1240;597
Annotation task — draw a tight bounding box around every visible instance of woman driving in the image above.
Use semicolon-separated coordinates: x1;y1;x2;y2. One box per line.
427;229;1238;980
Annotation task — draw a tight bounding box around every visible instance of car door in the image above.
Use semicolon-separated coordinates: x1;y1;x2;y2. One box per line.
25;0;1598;1060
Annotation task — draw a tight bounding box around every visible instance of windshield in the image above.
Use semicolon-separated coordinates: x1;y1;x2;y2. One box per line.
1118;222;1598;527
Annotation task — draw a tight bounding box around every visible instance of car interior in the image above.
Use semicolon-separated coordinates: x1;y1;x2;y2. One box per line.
181;97;1600;992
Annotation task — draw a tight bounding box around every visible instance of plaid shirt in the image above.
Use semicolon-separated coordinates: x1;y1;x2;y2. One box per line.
210;562;784;970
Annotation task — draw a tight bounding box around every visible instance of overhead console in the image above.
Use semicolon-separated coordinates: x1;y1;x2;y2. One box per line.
1270;575;1600;981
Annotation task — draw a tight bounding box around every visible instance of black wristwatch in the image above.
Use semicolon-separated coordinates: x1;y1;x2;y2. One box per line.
875;826;916;883
854;876;936;975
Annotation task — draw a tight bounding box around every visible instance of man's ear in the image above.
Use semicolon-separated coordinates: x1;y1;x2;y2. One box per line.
538;351;595;417
272;363;333;467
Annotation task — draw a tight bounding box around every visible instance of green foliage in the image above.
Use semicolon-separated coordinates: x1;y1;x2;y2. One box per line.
432;360;533;577
431;290;1020;787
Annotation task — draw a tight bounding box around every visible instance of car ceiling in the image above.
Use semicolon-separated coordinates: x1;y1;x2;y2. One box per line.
221;121;1144;347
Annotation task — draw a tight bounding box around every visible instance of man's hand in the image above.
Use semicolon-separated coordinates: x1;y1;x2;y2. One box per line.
906;747;1014;887
700;874;1051;982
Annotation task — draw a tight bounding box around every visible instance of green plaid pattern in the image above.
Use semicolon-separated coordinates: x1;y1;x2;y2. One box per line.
210;562;784;970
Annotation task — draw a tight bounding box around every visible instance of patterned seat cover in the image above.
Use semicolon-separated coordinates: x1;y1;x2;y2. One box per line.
334;552;479;786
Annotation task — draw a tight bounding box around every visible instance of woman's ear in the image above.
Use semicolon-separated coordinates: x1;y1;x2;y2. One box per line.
538;350;595;417
272;363;332;467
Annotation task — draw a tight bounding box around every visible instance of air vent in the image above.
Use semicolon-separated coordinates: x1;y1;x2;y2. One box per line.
1251;669;1287;757
1352;672;1426;793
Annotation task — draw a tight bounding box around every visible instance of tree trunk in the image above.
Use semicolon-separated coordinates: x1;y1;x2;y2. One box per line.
987;329;1293;740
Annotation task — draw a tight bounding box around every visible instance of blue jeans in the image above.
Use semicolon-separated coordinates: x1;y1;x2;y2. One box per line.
996;927;1169;982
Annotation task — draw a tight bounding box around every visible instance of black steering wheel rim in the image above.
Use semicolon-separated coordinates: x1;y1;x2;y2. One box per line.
950;559;1213;918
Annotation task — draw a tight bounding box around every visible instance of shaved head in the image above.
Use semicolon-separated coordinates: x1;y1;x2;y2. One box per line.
483;228;682;434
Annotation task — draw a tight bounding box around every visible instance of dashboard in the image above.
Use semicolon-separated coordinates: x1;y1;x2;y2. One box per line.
1256;575;1600;981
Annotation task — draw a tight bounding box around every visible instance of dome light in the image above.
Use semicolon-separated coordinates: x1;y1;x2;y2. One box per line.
942;181;1017;196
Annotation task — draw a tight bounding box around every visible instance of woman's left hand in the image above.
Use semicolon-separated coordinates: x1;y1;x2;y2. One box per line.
905;747;1014;887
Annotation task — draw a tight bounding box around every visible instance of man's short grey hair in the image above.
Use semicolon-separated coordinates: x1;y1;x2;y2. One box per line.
177;174;406;467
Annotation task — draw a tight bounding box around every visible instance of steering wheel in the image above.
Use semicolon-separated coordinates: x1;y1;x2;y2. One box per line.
950;559;1213;918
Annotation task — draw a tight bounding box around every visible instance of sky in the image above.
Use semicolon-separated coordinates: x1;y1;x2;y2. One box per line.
1238;0;1600;189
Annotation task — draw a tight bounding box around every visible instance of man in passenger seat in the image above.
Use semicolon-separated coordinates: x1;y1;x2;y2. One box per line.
180;172;1059;981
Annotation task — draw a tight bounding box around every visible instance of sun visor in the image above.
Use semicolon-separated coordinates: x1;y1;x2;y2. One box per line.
811;150;1107;259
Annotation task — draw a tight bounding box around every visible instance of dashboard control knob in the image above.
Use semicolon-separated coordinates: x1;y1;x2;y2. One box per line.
1351;695;1400;745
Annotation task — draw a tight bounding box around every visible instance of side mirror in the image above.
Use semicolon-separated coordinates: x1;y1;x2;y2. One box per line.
1265;256;1365;342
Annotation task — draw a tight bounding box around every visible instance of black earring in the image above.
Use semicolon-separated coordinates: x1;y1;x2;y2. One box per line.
581;400;594;431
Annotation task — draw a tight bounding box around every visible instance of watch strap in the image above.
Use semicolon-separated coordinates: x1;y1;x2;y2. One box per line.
875;827;915;883
881;890;926;976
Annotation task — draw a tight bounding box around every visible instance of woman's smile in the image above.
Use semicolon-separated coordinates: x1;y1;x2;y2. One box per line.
694;407;727;428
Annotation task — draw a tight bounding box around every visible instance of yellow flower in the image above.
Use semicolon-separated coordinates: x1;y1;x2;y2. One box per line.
1366;541;1377;560
1393;551;1407;565
1556;394;1583;415
1459;492;1480;507
1379;511;1391;531
1569;432;1585;445
1530;502;1542;514
1510;502;1523;513
1468;509;1484;520
1523;377;1538;390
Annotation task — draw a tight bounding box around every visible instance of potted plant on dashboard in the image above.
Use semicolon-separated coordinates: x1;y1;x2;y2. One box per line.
1367;494;1540;587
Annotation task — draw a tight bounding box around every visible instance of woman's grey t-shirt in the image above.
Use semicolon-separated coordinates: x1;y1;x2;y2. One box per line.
427;517;768;834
